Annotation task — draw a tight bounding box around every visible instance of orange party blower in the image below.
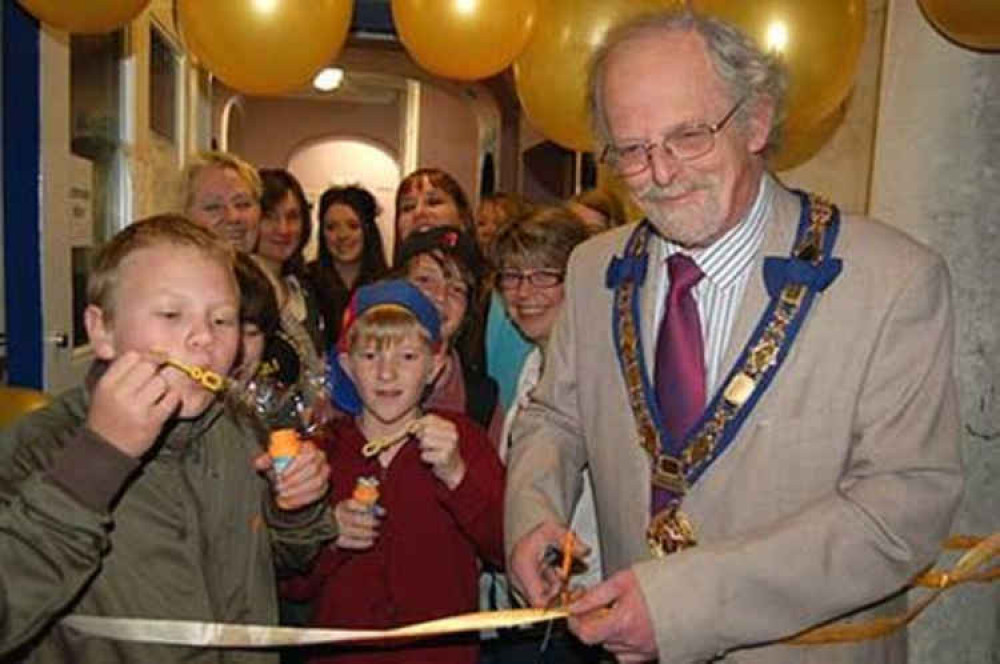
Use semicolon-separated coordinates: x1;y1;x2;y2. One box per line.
268;428;301;474
352;476;381;509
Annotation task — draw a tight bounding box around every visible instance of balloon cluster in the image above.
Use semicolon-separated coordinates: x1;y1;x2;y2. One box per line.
15;0;893;168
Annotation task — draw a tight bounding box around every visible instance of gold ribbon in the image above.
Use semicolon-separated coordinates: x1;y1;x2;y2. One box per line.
62;608;569;648
786;533;999;645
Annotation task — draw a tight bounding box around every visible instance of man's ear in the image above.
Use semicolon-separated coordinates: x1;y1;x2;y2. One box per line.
84;305;117;360
745;95;776;154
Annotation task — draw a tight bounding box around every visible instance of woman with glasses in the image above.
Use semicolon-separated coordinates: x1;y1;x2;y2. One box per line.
393;227;503;446
481;206;602;664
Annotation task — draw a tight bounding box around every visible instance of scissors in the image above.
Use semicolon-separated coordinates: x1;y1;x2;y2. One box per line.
537;531;578;659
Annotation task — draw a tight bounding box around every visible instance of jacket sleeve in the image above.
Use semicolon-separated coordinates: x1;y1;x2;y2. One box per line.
264;492;338;575
0;418;138;656
635;252;964;663
436;416;506;568
262;427;338;574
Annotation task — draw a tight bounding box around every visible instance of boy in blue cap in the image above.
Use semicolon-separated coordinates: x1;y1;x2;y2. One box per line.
282;280;505;664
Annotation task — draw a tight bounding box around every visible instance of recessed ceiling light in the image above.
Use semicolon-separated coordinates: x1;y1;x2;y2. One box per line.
313;67;344;92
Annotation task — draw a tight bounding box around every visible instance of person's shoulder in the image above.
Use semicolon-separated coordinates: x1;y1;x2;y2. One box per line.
563;223;638;289
838;211;945;269
0;386;89;472
571;223;636;264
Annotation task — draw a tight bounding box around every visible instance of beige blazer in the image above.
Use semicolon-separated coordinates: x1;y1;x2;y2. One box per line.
505;183;963;664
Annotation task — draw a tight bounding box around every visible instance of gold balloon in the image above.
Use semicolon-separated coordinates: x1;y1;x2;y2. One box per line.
17;0;151;33
392;0;537;80
918;0;1000;51
769;102;846;171
177;0;353;95
692;0;866;134
513;0;682;152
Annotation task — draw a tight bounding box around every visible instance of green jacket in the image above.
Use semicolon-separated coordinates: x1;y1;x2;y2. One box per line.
0;384;336;663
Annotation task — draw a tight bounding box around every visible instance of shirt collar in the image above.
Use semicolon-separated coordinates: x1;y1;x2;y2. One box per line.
662;173;775;290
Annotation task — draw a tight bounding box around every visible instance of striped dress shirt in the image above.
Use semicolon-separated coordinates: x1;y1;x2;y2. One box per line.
650;174;776;395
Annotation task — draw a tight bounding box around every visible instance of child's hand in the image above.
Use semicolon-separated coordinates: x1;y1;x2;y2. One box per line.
412;414;466;490
254;441;330;511
334;498;381;550
86;351;181;458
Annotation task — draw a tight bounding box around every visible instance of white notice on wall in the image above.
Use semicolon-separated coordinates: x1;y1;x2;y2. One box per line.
68;155;94;247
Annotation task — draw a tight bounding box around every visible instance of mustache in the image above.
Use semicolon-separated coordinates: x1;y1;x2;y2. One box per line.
636;182;706;201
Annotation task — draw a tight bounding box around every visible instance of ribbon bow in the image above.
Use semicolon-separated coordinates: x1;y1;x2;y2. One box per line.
762;257;843;299
606;253;649;289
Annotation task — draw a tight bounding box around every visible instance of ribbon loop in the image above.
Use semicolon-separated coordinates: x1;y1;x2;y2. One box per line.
605;254;648;288
763;257;843;298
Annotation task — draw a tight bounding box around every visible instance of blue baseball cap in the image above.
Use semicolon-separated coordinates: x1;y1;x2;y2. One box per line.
328;280;441;414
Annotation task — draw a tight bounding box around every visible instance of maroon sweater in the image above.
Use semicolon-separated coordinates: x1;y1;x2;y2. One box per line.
284;410;505;664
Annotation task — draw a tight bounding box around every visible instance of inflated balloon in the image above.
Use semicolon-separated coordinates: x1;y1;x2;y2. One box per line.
693;0;866;135
177;0;353;95
17;0;151;33
392;0;537;80
918;0;1000;51
769;102;846;171
514;0;682;152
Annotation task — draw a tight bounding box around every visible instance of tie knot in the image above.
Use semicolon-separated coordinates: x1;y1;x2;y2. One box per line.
667;253;703;293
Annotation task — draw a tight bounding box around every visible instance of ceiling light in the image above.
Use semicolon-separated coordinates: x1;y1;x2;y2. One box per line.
313;67;344;92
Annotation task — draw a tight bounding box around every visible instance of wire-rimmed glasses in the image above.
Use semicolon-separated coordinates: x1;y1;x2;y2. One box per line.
600;97;746;176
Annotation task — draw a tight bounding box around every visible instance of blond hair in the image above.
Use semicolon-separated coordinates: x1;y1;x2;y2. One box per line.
88;214;236;319
346;304;434;353
183;151;262;212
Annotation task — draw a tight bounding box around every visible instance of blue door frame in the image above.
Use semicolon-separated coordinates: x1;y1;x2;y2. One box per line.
2;2;42;388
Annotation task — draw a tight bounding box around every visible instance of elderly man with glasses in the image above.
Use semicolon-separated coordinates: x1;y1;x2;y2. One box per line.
504;8;962;664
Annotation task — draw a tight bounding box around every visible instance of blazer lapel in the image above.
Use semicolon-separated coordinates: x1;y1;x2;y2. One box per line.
719;185;802;375
640;231;666;374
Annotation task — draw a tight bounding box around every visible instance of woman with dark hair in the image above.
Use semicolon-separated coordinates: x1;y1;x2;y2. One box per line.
392;226;502;446
255;168;325;380
306;185;389;350
393;167;475;255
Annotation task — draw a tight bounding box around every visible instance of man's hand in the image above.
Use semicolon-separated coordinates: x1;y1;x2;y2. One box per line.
87;351;181;458
568;569;657;663
413;414;466;490
509;520;590;607
254;440;330;510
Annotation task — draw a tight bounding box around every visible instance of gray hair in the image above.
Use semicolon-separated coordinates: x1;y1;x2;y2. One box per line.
587;9;788;154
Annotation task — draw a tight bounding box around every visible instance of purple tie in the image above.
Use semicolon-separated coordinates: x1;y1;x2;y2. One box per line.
654;254;706;442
